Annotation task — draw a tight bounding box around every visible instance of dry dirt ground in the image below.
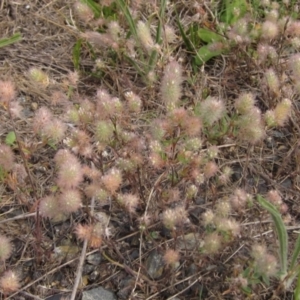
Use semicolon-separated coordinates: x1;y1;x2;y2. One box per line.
1;1;300;300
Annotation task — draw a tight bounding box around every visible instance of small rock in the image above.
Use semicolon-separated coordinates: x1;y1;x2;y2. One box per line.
82;287;117;300
177;233;201;250
145;250;164;279
86;252;102;265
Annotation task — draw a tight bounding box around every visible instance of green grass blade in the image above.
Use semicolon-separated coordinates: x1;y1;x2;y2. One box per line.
115;0;137;37
291;234;300;270
295;273;300;300
155;0;166;44
257;195;288;275
148;0;166;71
0;33;21;49
176;15;193;52
73;39;82;70
125;55;145;78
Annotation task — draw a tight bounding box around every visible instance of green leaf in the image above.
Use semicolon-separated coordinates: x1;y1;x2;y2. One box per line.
0;33;21;49
73;39;82;70
241;285;252;295
195;44;223;66
257;195;288;276
47;140;57;150
197;28;223;43
5;131;16;146
81;0;101;18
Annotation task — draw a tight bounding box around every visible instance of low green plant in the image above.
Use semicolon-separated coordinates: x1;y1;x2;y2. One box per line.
235;195;300;297
3;0;300;298
257;195;300;299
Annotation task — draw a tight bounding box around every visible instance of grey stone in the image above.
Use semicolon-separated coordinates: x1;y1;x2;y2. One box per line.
82;287;117;300
145;250;164;279
86;252;102;265
177;233;201;250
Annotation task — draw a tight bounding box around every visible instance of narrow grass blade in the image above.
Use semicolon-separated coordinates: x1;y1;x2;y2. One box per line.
0;33;21;48
176;15;193;52
148;0;166;71
125;55;145;78
115;0;137;37
257;195;288;275
155;0;166;44
294;268;300;300
73;39;82;70
291;233;300;270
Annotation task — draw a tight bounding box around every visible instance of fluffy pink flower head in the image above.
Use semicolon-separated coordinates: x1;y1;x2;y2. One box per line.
101;168;122;194
8;100;23;119
237;107;265;143
75;223;93;241
161;60;182;111
235;93;255;115
74;1;94;23
286;20;300;37
266;190;282;206
265;68;280;95
32;107;53;134
230;188;249;211
55;149;83;189
203;161;218;179
162;206;188;230
81;31;117;49
200;97;225;126
274;98;292;126
0;80;16;106
136;20;154;52
0;270;20;295
202;232;222;254
66;129;92;158
118;193;140;213
124;91;142;113
0;144;15;172
59;189;82;213
42;118;66;143
0;235;12;261
39;195;60;219
68;71;79;87
96;89;123;118
289;54;300;78
164;249;180;267
261;21;279;40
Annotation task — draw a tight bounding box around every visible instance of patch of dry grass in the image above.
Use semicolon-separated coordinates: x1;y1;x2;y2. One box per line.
0;1;300;299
